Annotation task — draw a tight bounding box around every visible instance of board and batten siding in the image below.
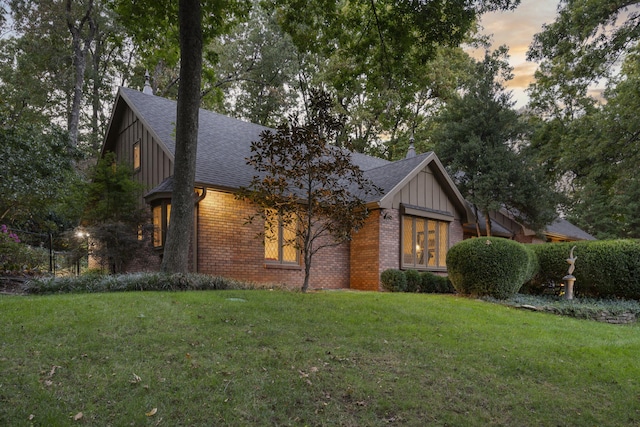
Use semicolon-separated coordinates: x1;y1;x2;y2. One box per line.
390;164;455;217
114;106;173;195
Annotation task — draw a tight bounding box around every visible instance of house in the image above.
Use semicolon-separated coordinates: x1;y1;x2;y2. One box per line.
462;208;596;243
100;86;474;291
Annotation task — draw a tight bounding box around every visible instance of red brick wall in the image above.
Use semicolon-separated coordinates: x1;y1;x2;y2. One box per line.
350;208;401;291
196;190;349;290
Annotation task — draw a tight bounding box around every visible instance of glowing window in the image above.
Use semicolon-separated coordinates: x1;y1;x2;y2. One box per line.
264;210;299;264
402;216;449;269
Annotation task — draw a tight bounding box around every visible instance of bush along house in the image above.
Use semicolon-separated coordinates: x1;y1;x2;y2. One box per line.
100;85;592;290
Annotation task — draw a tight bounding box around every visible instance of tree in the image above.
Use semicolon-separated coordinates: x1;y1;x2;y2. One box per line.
527;0;640;118
240;90;380;291
112;0;249;273
0;124;78;228
432;48;559;236
269;0;519;154
83;152;150;273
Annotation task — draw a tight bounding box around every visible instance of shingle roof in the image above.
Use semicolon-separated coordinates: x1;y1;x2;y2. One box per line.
545;218;596;240
119;87;392;193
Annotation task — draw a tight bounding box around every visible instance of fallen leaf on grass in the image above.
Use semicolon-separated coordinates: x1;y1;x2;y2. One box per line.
49;365;61;377
73;412;83;421
146;408;157;417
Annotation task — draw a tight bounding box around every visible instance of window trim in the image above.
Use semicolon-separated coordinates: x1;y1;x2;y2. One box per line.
401;213;450;271
133;140;141;172
152;200;171;249
264;210;300;267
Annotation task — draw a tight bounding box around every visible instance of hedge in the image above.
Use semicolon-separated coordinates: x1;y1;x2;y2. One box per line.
447;237;537;299
380;269;453;294
524;240;640;299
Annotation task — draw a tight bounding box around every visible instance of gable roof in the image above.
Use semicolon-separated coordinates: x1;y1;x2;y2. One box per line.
105;87;393;192
104;87;472;222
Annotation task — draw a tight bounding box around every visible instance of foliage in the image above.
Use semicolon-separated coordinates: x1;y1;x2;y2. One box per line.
527;0;640;118
0;124;80;228
380;269;407;292
212;3;308;126
380;269;453;294
447;237;536;299
432;48;559;236
0;225;46;272
526;2;640;240
240;90;380;291
3;0;131;152
24;272;273;294
493;294;640;324
421;271;455;294
404;269;421;293
83;152;149;273
2;291;640;425
270;0;518;155
524;240;640;299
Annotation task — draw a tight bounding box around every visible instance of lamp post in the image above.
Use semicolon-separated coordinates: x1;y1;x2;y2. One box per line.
75;230;90;275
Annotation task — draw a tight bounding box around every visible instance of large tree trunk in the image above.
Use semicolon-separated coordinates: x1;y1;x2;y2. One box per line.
66;0;95;149
161;0;203;273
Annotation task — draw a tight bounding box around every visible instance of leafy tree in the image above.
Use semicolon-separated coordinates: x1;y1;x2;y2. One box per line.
240;90;380;292
432;48;559;236
527;0;640;118
2;0;131;153
269;0;519;154
0;124;79;227
83;152;149;273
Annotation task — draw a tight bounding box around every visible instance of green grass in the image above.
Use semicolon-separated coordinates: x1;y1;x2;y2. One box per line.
1;290;640;426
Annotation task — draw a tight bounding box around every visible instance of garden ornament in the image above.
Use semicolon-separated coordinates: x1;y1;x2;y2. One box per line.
563;246;577;300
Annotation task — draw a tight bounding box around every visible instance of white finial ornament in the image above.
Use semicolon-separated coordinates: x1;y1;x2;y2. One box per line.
142;71;153;95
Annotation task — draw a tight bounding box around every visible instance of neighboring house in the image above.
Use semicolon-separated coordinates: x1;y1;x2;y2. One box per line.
100;86;473;291
463;208;596;242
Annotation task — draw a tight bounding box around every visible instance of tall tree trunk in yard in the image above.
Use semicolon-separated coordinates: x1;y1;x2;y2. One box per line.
66;0;95;149
161;0;202;273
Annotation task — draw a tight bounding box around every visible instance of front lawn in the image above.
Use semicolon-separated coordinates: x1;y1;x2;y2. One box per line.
1;290;639;426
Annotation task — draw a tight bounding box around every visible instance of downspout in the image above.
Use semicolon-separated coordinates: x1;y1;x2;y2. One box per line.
192;187;207;273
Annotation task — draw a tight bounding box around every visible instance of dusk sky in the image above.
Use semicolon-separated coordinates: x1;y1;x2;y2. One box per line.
476;0;561;107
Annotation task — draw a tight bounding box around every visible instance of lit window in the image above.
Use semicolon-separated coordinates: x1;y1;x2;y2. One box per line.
133;141;141;171
264;210;299;264
152;201;171;248
402;216;448;269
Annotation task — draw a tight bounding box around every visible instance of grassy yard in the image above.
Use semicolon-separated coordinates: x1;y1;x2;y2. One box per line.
1;290;640;426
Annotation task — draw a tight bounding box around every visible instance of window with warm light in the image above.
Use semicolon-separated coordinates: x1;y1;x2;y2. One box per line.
152;201;171;248
264;210;299;265
133;141;141;171
402;215;448;269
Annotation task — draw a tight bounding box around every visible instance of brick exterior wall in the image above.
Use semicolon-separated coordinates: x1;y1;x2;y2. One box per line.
196;190;349;290
350;208;401;291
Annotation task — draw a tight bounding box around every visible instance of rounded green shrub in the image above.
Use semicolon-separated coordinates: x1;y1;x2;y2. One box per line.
380;269;407;292
420;271;455;294
405;269;421;292
447;237;535;299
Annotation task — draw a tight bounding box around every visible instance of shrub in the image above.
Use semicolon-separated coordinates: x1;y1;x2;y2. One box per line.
523;240;640;299
420;271;455;294
23;272;281;294
447;237;535;299
405;269;421;292
0;226;47;272
380;269;407;292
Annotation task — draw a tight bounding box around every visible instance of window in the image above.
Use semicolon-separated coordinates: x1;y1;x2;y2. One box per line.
133;141;141;171
402;216;449;269
264;210;299;265
152;201;171;248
